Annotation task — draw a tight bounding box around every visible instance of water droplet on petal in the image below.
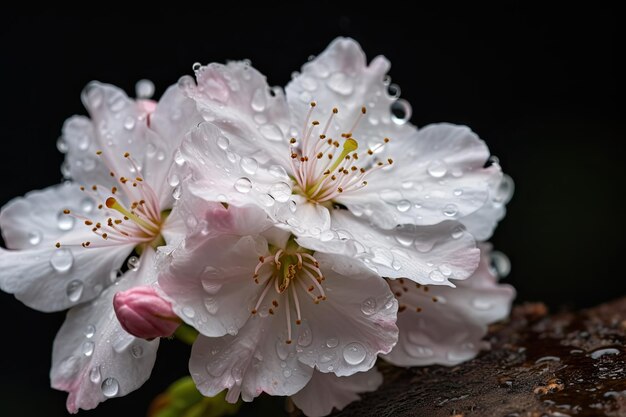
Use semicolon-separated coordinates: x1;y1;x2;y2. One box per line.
276;340;289;361
251;88;267;112
127;256;141;271
451;226;465;239
110;269;123;283
326;337;339;348
50;249;74;272
57;210;75;231
217;136;230;150
57;137;68;153
167;173;180;187
268;165;288;179
85;324;96;338
240;157;258;175
439;264;452;276
28;230;42;246
427;160;447;178
135;79;155;99
490;251;511;277
401;180;414;189
453;188;463;196
234;177;253;193
172;185;182;200
204;297;219;314
192;62;202;71
327;72;354;95
360;298;377;315
443;203;458;217
89;366;101;383
66;280;84;302
260;124;283;142
259;194;275;207
182;306;195;318
131;344;144;358
494;174;515;204
387;83;401;98
297;322;312;347
396;200;411;212
101;378;119;397
174;150;185;166
343;342;367;365
283;368;292;378
82;341;95;357
269;182;291;203
123;116;136;130
429;270;445;282
390;99;412;125
81;197;95;213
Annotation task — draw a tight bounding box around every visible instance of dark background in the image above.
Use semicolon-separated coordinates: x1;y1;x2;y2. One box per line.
0;8;621;417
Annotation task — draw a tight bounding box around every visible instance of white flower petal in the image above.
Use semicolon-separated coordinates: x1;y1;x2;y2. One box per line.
298;211;479;286
383;244;515;367
0;183;86;250
292;368;382;417
190;61;293;168
0;239;132;312
461;174;513;241
178;122;294;219
295;253;398;377
338;123;499;229
190;319;314;402
143;84;203;207
50;249;159;413
160;232;269;337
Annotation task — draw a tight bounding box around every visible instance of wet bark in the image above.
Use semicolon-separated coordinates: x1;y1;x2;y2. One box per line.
333;298;626;417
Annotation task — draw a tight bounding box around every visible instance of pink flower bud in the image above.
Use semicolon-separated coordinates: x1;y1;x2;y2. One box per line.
113;286;180;340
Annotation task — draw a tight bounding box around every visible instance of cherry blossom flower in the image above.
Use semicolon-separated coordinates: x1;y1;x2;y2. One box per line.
158;199;398;404
383;244;515;366
180;37;506;245
0;81;201;412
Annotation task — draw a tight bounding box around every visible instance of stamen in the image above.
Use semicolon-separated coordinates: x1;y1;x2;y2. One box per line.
105;197;159;234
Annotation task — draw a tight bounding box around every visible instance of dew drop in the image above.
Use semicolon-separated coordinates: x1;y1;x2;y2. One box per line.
57;210;75;231
491;251;511;277
89;366;101;383
453;188;463;196
172;185;182;200
156;150;165;161
396;200;411;212
451;226;465;239
326;337;339;348
50;249;74;272
80;197;95;213
82;341;95;357
259;193;275;207
127;256;141;271
123;116;136;130
251;88;267;112
390;99;412;125
174;150;185;166
283;369;292;378
401;180;414;189
192;62;202;71
56;137;68;153
439;264;452;276
167;173;180;187
429;270;445;282
427;160;447;178
269;182;291;203
297;322;312;347
442;203;458;217
343;342;367;365
240;157;258;175
288;199;297;213
182;306;195;318
326;72;355;95
260;124;283;142
494;174;515;204
28;230;42;246
387;83;401;98
217;136;230;150
85;324;96;338
276;340;289;361
234;177;253;193
268;165;288;179
101;378;119;397
203;297;219;314
395;234;414;247
360;298;377;316
131;344;144;358
135;79;155;99
110;269;122;283
66;280;84;302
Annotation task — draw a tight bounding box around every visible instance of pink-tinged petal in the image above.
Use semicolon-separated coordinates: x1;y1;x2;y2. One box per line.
159;217;271;337
338;123;499;230
113;285;180;340
190;318;314;402
188;61;293;168
50;248;160;413
178;122;294;220
295;253;398;376
0;239;132;312
298;211;479;286
0;183;86;250
383;244;515;367
285;37;414;146
143;84;203;207
292;368;382;417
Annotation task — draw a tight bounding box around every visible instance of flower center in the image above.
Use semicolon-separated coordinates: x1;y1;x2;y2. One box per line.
289;102;394;203
250;244;325;344
55;151;166;250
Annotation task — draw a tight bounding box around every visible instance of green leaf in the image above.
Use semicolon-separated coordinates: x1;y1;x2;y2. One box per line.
174;324;199;345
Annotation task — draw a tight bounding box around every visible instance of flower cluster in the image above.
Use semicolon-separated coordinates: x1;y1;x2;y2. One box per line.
0;38;515;416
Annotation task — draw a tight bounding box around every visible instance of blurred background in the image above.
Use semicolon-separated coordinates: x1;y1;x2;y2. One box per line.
0;7;621;417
